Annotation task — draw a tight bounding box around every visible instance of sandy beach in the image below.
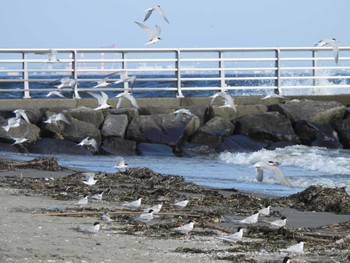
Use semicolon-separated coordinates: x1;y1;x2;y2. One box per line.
1;159;350;263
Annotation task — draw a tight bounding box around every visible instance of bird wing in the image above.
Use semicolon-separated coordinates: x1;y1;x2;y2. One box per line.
143;8;154;22
124;93;139;109
155;6;170;23
255;166;264;182
259;162;294;188
135;22;155;40
328;41;339;64
15;110;31;124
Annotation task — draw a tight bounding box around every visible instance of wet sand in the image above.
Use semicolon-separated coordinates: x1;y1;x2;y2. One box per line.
1;165;350;263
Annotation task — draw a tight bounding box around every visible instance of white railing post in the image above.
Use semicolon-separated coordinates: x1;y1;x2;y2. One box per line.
176;49;184;98
72;50;80;98
121;52;129;92
312;49;318;87
274;49;281;94
22;52;30;98
219;51;226;91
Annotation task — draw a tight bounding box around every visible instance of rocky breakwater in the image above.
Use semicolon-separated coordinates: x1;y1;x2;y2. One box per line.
0;97;348;156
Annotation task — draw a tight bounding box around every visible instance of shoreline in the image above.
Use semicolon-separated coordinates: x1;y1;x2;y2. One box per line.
1;162;350;262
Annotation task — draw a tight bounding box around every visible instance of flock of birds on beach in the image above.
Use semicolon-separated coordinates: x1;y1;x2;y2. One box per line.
67;166;298;263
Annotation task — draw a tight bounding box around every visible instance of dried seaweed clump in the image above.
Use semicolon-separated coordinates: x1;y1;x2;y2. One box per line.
285;185;350;214
0;157;63;171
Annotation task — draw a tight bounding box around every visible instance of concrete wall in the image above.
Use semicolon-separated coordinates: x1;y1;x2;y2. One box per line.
0;95;349;110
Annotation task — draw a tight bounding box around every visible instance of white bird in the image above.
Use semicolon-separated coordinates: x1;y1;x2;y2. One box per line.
115;92;139;109
13;109;30;124
101;212;112;222
258;205;271;216
10;129;30;145
236;212;259;225
135;22;161;45
77;137;98;152
93;77;111;89
136;209;154;223
2;117;21;132
315;38;339;64
76;222;100;238
144;5;170;24
261;94;286;100
122;197;142;209
55;77;76;90
280;241;304;254
172;220;195;237
114;157;128;171
210;91;236;111
143;203;162;213
46;90;65;98
254;161;294;188
90;192;103;202
43;113;70;126
215;227;244;243
82;172;97;186
263;216;287;228
75;196;89;207
113;71;136;88
88;91;111;110
174;109;194;121
35;49;60;63
173;199;189;209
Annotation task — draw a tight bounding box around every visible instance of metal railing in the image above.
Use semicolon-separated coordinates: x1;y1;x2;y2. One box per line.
0;47;349;98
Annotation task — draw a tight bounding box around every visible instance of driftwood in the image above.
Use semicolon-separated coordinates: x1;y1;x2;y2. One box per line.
0;157;63;171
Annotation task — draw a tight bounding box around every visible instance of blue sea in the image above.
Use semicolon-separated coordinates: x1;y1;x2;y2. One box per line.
1;145;350;197
1;73;350;197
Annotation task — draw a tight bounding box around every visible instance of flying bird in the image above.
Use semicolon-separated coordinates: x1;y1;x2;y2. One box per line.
10;129;30;145
254;161;294;188
88;91;111;110
135;22;162;45
43;113;70;126
2;117;21;132
144;5;170;24
314;38;339;64
55;77;76;90
75;196;89;207
215;227;244;244
115;92;139;109
210;91;236;111
13;109;30;124
89;192;103;202
113;71;136;89
93;77;111;89
81;172;97;186
35;49;61;63
77;137;98;152
46;90;65;98
114;157;128;171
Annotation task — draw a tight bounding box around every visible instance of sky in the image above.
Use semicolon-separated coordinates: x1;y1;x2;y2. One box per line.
0;0;349;49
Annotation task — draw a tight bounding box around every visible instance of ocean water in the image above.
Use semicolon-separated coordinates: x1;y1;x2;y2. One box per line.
1;145;349;197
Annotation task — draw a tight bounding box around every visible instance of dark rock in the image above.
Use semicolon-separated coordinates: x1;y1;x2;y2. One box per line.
235;111;299;143
100;137;137;155
269;99;346;124
333;117;350;148
101;114;129;138
137;143;175;156
179;142;217;157
294;120;342;149
176;105;209;125
7;122;41;143
208;106;237;121
108;108;139;122
217;135;268;152
28;138;93;155
64;108;104;128
0;143;19;153
190;117;235;147
235;104;268;119
61;118;101;144
126;114;200;146
139;106;174;115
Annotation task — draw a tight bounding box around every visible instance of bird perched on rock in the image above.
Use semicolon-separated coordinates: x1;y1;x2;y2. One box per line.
215;227;244;244
254;161;294;188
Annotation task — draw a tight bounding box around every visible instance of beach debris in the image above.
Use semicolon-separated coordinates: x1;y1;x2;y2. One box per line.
0;157;63;171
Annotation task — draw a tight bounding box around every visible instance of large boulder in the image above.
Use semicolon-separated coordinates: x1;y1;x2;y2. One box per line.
235;111;299;143
333;116;350;149
190;116;235;147
126;114;200;146
6;122;41;144
100;137;137;155
269;99;346;124
61;118;101;144
208;106;237;122
175;105;209;125
101;114;129;138
217;135;268;152
139;106;174;115
28;138;93;155
294;120;342;148
64;108;104;129
108;108;139;122
235;104;268;119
